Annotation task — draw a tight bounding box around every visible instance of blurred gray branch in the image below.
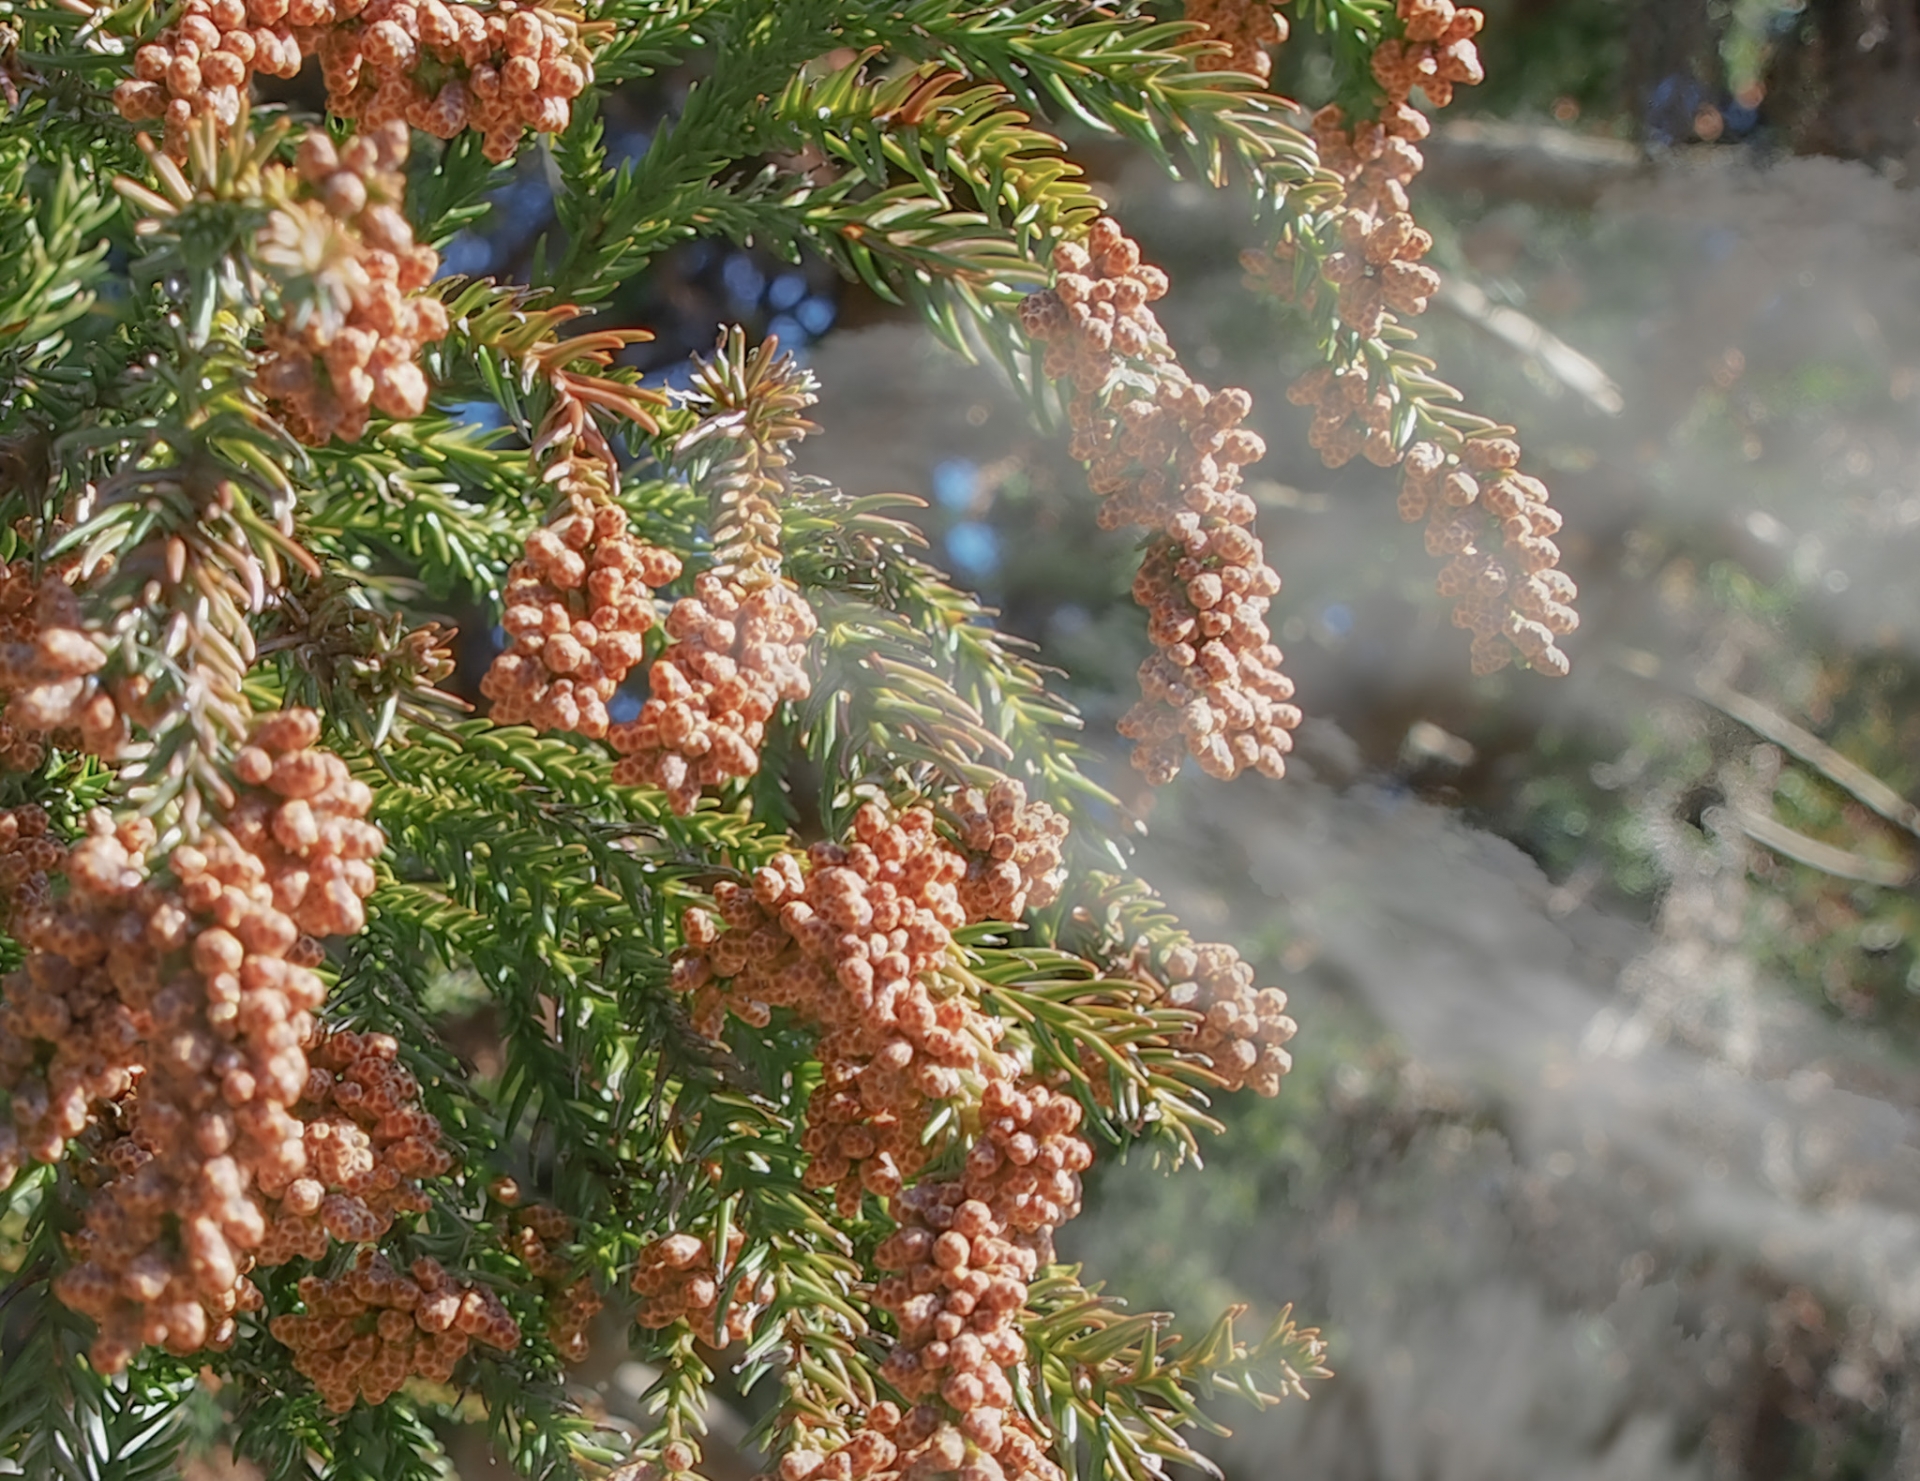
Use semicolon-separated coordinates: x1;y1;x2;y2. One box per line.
1434;276;1626;415
1697;676;1920;845
1717;803;1914;888
1421;119;1644;208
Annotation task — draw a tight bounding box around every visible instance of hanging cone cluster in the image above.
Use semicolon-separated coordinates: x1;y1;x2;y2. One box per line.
111;0;303;156
861;1080;1091;1481
322;0;592;158
0;810;147;1185
479;308;674;740
478;328;817;818
1071;916;1299;1107
775;1413;905;1481
607;573;816;813
673;801;996;1216
631;1227;769;1342
608;335;821;815
507;1202;605;1362
951;780;1067;925
1152;941;1296;1097
1372;0;1485;108
255;124;447;446
1184;0;1289;80
1402;435;1577;675
1240;0;1577;677
113;0;590;161
256;1029;454;1265
0;561;128;767
1307;101;1437;221
1020;219;1300;784
43;710;385;1374
0;567;63;772
224;708;385;938
269;1250;521;1410
1298;162;1439;341
1269;98;1445;470
483;495;683;739
870;1190;1056;1481
665;793;1099;1481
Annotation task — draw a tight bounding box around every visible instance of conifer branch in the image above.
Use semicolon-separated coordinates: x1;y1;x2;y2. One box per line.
0;144;117;427
771;58;1104;252
228;1381;453;1481
966;945;1227;1166
840;4;1323;204
579;0;716;85
1236;0;1581;676
0;0;1527;1466
784;484;1118;846
1023;1270;1329;1481
545;2;841;300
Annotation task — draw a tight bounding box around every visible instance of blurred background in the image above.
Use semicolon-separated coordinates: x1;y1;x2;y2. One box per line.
223;0;1920;1475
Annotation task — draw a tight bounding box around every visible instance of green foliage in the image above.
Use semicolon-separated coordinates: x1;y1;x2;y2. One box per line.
0;1;1355;1476
1022;1275;1326;1481
0;1178;195;1481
